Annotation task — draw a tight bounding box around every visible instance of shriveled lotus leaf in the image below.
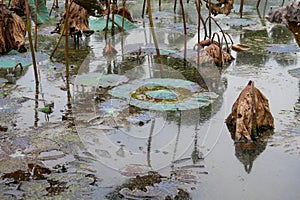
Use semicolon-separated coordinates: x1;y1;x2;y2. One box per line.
232;44;251;52
226;80;274;141
266;44;300;53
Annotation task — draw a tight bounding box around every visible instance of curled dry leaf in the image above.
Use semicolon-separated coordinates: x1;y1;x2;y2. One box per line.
206;0;234;16
51;2;94;37
0;3;26;54
226;80;274;141
232;44;251;52
193;39;234;66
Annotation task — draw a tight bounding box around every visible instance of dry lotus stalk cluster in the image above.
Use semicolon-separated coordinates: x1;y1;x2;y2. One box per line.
226;81;274;141
0;3;26;54
193;39;234;66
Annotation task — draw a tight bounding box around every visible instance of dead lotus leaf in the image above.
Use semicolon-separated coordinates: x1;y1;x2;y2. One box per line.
226;80;274;141
207;0;234;16
51;2;94;37
193;39;234;66
0;3;26;54
232;43;251;52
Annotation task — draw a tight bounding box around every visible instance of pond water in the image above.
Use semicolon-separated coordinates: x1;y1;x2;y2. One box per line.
0;0;300;199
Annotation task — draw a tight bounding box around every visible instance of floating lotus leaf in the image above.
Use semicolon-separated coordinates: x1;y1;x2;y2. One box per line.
75;73;128;87
0;51;48;69
98;99;128;115
220;17;257;27
0;97;27;113
126;112;152;125
266;44;300;53
108;78;218;111
289;68;300;79
129;43;177;56
89;15;138;32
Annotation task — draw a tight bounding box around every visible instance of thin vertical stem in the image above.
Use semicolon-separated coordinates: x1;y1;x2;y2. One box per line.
147;0;162;66
112;0;116;34
208;0;212;38
147;119;155;167
65;0;69;79
122;0;126;33
179;0;186;35
239;0;244;18
34;83;39;127
159;0;161;11
196;0;201;43
142;0;146;18
1;1;4;39
105;0;110;38
34;0;38;50
174;0;177;13
25;0;39;83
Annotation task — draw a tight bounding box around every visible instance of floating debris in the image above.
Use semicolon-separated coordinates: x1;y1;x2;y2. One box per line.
232;43;251;52
0;97;28;113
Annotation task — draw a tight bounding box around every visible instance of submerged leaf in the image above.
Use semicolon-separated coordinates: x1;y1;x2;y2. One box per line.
0;52;47;69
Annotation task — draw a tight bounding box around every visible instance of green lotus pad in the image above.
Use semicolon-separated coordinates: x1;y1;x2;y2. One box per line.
89;15;138;31
0;51;48;69
29;0;50;24
109;78;218;111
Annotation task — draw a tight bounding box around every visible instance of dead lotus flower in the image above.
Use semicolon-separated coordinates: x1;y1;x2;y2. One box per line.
226;80;274;141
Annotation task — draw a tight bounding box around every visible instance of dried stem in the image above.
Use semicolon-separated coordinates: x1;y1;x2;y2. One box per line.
122;0;126;32
179;0;186;35
25;0;39;83
147;0;162;66
65;0;69;79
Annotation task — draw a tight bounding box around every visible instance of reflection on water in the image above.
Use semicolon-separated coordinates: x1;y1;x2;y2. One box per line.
234;130;274;174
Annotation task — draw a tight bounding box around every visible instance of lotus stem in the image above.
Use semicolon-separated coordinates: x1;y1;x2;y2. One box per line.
25;0;39;83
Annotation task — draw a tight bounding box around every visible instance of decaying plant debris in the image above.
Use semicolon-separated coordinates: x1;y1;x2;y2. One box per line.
266;1;300;46
192;39;234;66
226;81;274;141
206;0;234;16
51;2;94;38
0;3;26;54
